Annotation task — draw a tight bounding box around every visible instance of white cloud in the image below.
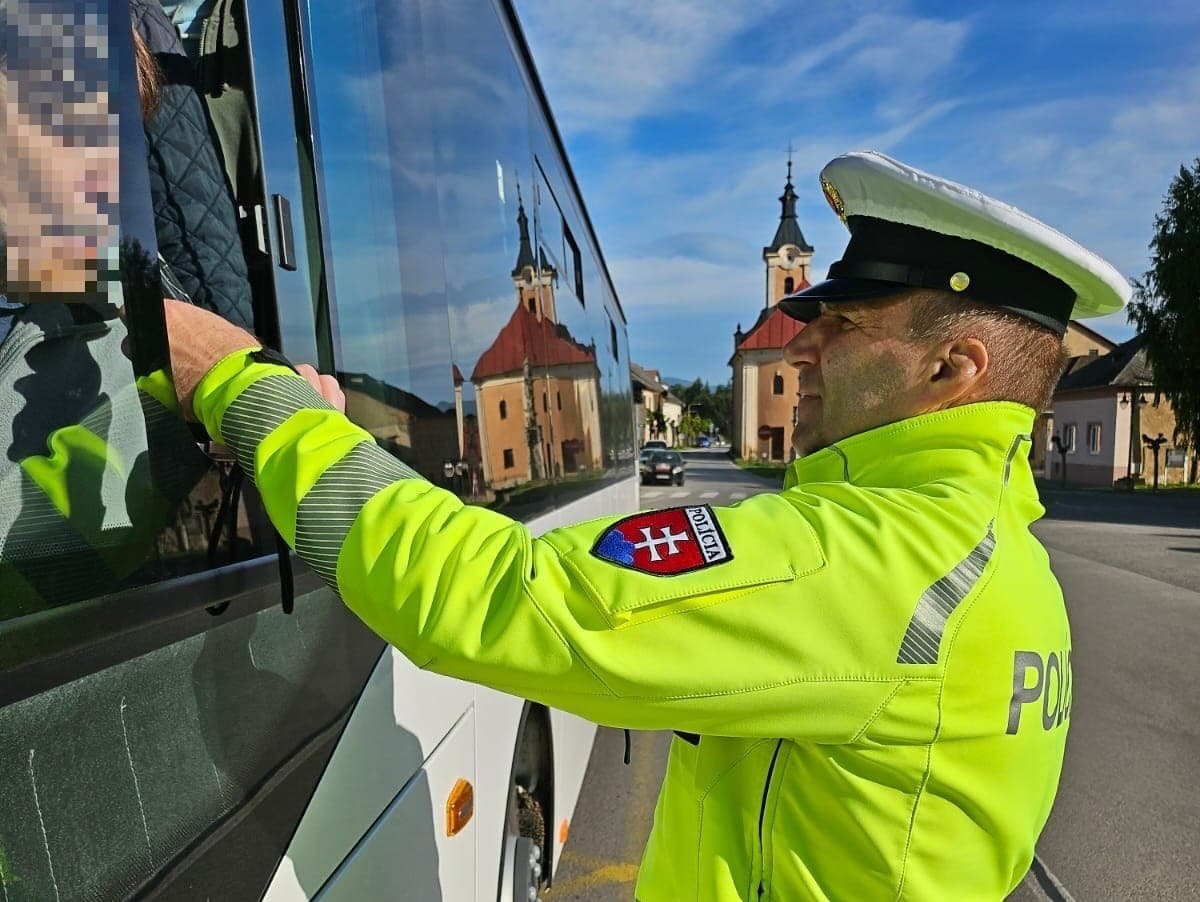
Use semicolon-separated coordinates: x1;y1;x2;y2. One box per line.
515;0;1198;379
517;0;784;134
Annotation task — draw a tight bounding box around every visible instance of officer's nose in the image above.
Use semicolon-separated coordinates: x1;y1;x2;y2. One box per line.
783;320;822;368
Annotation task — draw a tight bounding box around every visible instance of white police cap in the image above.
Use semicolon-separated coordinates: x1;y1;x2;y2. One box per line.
779;151;1131;334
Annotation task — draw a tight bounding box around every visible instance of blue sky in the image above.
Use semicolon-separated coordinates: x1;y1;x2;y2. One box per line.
516;0;1200;386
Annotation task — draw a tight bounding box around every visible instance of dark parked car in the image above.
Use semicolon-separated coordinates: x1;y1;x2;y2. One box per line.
641;450;685;486
639;439;668;464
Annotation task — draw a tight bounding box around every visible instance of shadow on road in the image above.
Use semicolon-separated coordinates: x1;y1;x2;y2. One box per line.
1038;488;1200;529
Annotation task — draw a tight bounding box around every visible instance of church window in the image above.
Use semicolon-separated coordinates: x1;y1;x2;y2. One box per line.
557;391;562;410
543;392;548;412
499;400;508;420
784;276;794;294
773;373;785;395
527;297;536;313
503;449;515;469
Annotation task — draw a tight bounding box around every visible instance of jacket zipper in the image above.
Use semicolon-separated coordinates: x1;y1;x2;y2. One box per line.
756;739;784;899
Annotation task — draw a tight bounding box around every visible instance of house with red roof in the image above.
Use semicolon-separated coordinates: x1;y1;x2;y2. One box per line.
729;162;814;460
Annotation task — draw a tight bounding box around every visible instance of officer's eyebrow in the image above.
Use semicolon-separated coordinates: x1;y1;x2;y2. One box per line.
820;301;866;318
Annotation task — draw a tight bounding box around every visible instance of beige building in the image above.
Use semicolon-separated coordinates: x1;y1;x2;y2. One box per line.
730;162;812;460
1030;321;1117;473
1045;335;1196;487
470;201;602;490
341;370;459;479
631;363;684;446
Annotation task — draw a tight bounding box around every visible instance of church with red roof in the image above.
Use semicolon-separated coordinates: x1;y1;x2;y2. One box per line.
470;199;603;489
729;161;814;460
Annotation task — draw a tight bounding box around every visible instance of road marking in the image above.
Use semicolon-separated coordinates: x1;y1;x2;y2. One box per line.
699;491;718;499
730;492;747;501
548;852;639;895
669;491;690;499
642;490;663;499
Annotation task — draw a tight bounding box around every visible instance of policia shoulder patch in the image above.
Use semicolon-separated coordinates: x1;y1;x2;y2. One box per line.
591;505;732;576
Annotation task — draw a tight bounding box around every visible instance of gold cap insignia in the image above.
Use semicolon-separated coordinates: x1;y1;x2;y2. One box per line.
821;178;846;223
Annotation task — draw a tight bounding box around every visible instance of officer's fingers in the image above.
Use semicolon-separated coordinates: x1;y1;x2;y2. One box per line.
295;364;346;414
294;363;324;400
319;374;347;414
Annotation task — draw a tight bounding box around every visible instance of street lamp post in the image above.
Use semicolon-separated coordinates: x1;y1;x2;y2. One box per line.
1050;433;1068;487
1142;433;1167;492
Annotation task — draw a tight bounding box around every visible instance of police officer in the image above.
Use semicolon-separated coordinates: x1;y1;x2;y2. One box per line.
163;152;1129;900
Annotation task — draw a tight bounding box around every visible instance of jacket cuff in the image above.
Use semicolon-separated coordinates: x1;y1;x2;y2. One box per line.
192;346;270;444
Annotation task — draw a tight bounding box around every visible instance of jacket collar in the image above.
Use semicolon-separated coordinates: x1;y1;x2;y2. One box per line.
784;401;1037;491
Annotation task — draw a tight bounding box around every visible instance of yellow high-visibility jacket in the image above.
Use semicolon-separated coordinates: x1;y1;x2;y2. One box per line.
195;349;1072;901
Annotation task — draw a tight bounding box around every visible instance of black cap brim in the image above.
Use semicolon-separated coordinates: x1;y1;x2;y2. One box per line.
777;278;909;322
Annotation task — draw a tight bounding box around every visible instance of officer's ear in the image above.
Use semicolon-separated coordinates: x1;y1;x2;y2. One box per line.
924;337;989;407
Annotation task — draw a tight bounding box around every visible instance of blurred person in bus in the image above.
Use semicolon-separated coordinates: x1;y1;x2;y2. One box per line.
163;149;1128;901
0;4;218;615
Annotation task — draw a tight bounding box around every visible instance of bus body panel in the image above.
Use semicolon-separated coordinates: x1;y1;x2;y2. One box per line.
265;482;636;900
315;709;477;901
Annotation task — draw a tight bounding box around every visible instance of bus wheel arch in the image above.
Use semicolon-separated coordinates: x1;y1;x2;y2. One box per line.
498;702;555;901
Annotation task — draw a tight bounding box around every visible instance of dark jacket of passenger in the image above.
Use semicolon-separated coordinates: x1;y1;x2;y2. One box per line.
130;0;254;330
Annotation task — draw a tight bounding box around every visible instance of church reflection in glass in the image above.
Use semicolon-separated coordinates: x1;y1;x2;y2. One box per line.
463;199;603;498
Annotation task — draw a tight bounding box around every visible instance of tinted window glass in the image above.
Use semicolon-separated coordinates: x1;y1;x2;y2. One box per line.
304;0;633;520
0;0;278;624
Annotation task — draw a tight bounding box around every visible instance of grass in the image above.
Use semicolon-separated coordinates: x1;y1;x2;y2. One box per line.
734;458;789;481
1133;482;1200;494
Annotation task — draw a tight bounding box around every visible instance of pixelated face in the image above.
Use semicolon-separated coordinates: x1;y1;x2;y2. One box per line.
2;0;119;302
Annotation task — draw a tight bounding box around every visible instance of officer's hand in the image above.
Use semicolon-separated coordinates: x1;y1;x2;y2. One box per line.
162;298;259;419
296;363;346;414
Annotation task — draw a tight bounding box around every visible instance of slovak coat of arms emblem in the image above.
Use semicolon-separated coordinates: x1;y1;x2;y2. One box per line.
591;505;733;576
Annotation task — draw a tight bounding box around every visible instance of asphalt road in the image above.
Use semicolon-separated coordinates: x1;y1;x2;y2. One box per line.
547;452;1200;901
1009;488;1200;901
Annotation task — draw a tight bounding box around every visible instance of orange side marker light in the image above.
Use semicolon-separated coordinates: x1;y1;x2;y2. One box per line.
446;778;474;837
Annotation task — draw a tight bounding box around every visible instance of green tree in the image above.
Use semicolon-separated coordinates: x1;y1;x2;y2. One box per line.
1129;160;1200;472
678;412;707;445
651;407;667;439
709;383;733;437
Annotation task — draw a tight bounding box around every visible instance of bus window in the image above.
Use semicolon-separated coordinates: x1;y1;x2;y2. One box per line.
2;14;383;902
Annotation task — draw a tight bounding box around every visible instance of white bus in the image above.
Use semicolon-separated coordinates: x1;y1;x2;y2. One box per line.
0;0;636;898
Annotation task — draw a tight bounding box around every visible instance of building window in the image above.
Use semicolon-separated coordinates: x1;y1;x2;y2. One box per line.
542;392;548;412
564;221;584;304
1064;423;1077;453
499;400;508;420
772;373;784;395
527;297;536;313
783;276;794;295
1086;422;1102;455
503;449;515;469
556;391;562;410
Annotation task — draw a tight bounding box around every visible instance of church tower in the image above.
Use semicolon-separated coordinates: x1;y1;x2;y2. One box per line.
511;190;558;323
761;159;814;307
729;156;812;461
